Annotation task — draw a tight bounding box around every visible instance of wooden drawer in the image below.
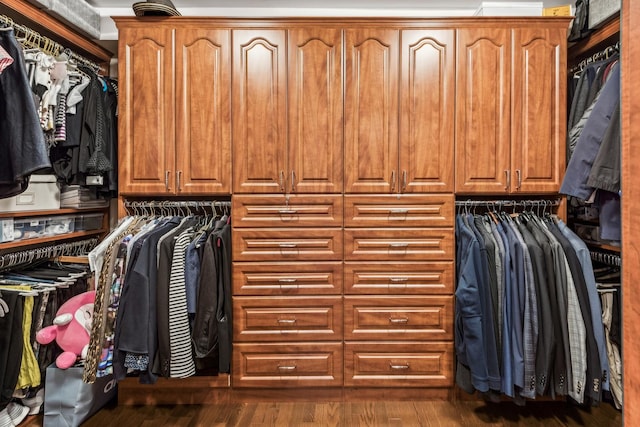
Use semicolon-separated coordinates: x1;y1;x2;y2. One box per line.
344;295;453;340
344;341;453;387
344;261;454;295
233;342;343;388
344;194;453;227
233;296;343;341
233;262;342;295
344;228;453;261
233;195;343;228
233;228;343;261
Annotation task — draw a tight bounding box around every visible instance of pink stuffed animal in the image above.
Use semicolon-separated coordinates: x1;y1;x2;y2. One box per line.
36;291;96;369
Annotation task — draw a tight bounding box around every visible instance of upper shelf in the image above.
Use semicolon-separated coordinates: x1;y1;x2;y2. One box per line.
568;14;620;66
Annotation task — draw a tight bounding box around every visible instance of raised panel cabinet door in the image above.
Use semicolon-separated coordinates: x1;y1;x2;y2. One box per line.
344;29;399;194
175;28;231;194
233;29;287;193
455;28;511;194
118;26;175;194
400;29;455;193
512;27;566;194
288;28;343;194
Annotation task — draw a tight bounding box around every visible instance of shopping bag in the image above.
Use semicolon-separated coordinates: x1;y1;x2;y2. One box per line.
43;364;117;427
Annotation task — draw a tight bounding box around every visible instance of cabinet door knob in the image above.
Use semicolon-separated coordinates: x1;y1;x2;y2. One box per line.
505;170;510;190
291;170;296;192
391;170;397;192
402;170;408;193
279;170;286;193
165;171;171;191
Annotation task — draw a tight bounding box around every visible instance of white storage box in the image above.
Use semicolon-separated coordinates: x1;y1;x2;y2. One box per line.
474;1;543;16
0;175;60;212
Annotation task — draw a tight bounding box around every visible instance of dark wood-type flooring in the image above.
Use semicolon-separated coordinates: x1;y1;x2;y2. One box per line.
23;399;622;426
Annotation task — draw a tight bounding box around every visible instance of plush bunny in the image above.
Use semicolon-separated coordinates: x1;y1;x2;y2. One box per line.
36;291;95;369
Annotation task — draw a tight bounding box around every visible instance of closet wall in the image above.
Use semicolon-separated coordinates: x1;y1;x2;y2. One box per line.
114;16;570;404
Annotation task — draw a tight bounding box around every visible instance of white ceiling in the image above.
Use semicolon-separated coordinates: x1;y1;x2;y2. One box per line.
86;0;575;42
86;0;571;10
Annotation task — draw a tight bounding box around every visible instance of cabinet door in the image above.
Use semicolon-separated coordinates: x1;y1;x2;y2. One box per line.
400;29;455;193
233;29;287;193
512;28;566;194
344;29;399;193
288;28;343;194
175;28;231;194
455;28;511;194
118;27;174;194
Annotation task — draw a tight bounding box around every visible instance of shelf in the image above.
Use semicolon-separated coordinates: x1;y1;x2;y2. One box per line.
0;229;107;252
587;242;621;253
0;206;109;219
568;14;620;66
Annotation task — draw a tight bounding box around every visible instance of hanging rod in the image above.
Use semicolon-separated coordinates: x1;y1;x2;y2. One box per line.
0;14;102;73
590;250;621;267
123;200;231;216
0;237;99;272
455;199;561;208
569;40;620;75
123;200;231;209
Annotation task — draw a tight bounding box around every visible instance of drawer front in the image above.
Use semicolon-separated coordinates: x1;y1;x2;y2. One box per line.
233;342;343;388
233;195;343;228
344;194;453;227
344;228;453;261
344;261;454;295
233;228;343;261
233;262;343;295
234;296;343;341
344;342;453;387
344;296;453;340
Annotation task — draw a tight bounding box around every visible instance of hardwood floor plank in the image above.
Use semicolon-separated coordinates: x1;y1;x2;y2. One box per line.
23;397;622;426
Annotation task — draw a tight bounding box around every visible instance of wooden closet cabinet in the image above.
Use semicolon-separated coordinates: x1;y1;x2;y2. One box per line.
232;27;343;194
344;28;455;194
117;23;231;195
455;25;566;194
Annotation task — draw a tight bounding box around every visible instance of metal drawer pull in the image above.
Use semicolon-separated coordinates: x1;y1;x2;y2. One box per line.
389;209;409;214
389;317;409;324
390;277;409;282
390;243;409;248
278;365;297;371
279;243;297;248
278;278;297;283
278;209;298;214
277;318;297;324
389;363;410;370
402;170;408;192
165;170;171;191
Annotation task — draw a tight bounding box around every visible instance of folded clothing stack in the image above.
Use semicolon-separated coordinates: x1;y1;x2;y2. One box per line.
60;186;109;209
